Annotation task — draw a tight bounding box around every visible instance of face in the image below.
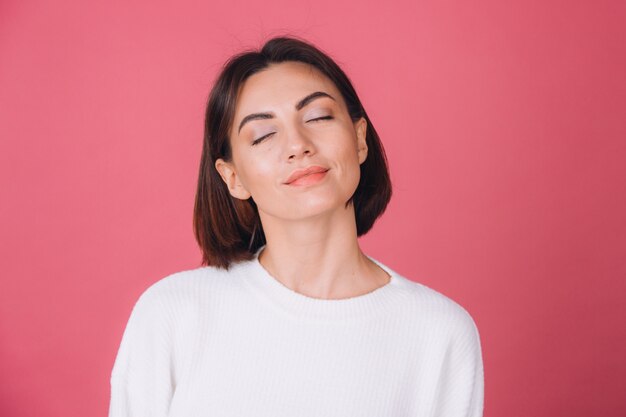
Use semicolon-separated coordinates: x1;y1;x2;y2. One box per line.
215;61;368;222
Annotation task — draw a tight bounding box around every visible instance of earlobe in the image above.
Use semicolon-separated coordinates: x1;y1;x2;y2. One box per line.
214;158;252;200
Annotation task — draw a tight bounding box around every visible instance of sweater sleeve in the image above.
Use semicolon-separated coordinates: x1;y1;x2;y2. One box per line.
466;319;484;417
431;309;485;417
108;284;175;417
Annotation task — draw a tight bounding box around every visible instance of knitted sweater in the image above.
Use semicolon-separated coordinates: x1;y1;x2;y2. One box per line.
109;245;484;417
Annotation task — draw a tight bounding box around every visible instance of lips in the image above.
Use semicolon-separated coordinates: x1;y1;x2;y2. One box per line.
284;165;329;184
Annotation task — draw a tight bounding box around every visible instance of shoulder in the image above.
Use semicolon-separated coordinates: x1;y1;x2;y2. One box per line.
392;271;480;343
131;262;247;314
142;265;228;295
371;256;478;333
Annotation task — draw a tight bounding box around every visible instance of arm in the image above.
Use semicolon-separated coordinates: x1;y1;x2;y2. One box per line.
108;285;175;417
431;310;485;417
466;321;484;417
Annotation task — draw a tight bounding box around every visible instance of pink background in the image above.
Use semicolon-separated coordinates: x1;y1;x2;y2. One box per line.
1;0;625;415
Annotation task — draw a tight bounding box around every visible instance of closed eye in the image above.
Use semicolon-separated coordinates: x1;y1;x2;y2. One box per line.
251;116;334;145
308;116;333;122
252;132;274;145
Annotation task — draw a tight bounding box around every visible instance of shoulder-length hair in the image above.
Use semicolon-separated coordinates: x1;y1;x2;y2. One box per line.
193;35;393;269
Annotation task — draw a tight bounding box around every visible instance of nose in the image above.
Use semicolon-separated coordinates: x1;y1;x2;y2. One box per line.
285;124;315;161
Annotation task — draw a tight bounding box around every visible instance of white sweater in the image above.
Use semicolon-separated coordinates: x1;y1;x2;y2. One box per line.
109;245;484;417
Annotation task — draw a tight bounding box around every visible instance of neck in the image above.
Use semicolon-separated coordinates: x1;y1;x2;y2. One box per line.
256;204;390;300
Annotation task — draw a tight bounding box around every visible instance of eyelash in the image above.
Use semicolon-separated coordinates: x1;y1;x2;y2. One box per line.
251;116;334;145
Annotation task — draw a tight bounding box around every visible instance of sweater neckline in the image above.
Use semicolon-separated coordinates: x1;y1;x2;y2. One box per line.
239;244;407;322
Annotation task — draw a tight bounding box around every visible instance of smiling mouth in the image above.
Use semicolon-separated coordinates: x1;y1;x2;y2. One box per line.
286;169;329;186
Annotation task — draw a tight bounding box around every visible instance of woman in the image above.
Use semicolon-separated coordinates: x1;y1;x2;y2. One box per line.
109;35;484;417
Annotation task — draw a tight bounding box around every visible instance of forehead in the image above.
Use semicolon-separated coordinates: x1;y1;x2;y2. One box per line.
234;61;341;115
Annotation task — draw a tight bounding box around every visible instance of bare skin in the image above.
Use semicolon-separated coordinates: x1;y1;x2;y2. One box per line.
215;61;390;300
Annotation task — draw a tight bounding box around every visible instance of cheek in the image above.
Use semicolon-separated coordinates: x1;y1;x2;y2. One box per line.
237;155;277;194
331;132;361;167
328;143;361;193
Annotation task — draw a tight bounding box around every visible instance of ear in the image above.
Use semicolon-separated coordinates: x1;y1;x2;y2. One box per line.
354;117;368;165
214;158;252;200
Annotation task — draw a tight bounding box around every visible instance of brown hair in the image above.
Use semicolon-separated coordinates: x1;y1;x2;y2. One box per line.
193;35;393;269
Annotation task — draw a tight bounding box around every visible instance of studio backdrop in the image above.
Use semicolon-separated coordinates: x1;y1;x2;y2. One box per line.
0;0;624;416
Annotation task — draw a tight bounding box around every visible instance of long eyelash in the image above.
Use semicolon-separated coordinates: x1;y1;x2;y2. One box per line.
252;116;333;145
310;116;333;122
252;132;274;145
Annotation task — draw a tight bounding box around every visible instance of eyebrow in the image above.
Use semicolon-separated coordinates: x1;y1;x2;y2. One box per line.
237;91;336;134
